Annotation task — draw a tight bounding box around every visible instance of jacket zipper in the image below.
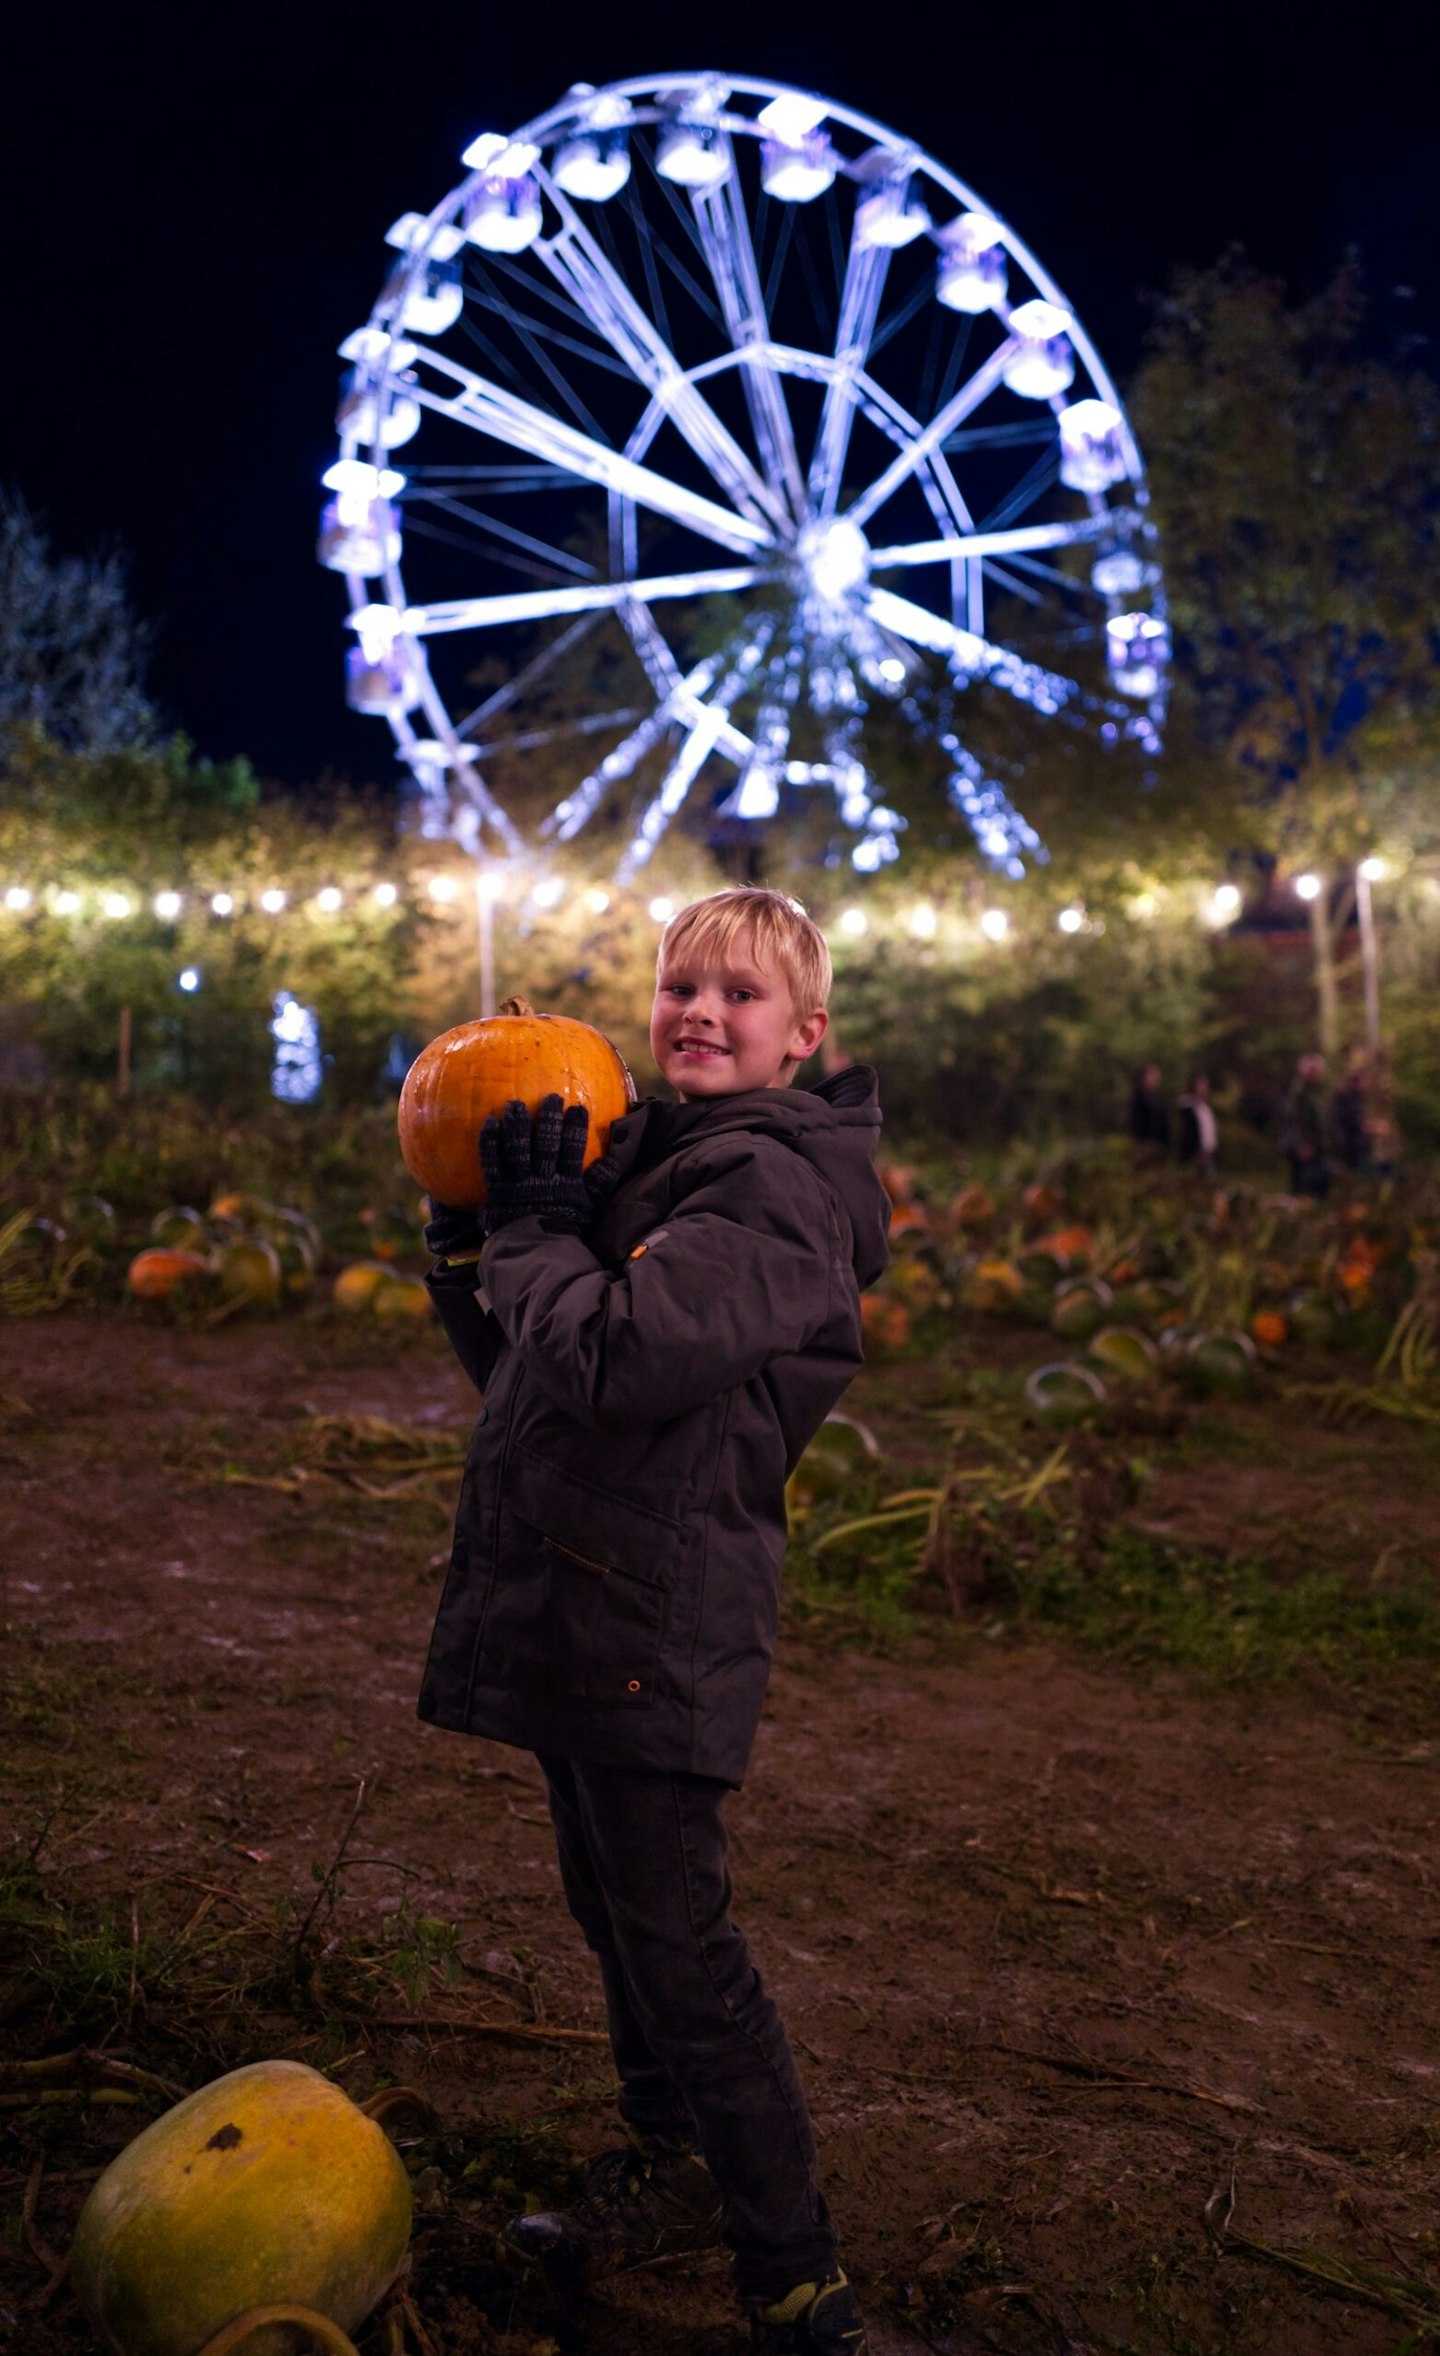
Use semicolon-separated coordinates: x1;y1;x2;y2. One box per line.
542;1534;614;1577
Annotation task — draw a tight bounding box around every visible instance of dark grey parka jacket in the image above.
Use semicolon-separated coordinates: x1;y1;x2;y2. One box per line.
418;1066;889;1786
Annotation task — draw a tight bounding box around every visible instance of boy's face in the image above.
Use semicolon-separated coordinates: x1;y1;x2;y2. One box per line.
650;935;828;1100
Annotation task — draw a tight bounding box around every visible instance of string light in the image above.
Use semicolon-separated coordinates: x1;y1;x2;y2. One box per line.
648;896;675;924
153;891;183;919
373;882;399;907
907;903;937;940
584;886;611;913
1057;905;1085;934
1358;856;1387;883
839;907;868;938
4;887;31;912
211;893;235;916
53;889;81;915
101;892;132;920
315;887;344;912
1294;873;1323;901
530;877;565;909
178;967;202;993
1208;882;1241;924
428;876;460;904
259;889;287;914
980;908;1009;941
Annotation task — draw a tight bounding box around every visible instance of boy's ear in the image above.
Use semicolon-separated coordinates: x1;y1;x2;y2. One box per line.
788;1006;829;1064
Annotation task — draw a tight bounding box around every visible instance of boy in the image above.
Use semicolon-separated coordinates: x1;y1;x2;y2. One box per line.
420;887;889;2351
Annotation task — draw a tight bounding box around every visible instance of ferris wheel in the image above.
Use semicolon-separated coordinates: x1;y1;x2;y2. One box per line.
320;72;1166;879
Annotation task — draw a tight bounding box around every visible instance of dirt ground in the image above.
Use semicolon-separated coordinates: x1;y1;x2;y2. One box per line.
3;1314;1440;2356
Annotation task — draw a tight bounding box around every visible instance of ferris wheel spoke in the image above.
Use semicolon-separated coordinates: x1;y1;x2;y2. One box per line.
844;341;1016;532
410;348;771;554
809;234;894;519
545;634;752;843
866;585;1134;722
535;179;790;534
457;611;604;738
619;618;780;875
401;563;771;637
690;160;807;520
869;515;1117;569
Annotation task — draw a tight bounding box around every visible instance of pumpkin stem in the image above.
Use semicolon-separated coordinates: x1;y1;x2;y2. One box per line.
496;995;534;1017
194;2306;361;2356
357;2086;436;2134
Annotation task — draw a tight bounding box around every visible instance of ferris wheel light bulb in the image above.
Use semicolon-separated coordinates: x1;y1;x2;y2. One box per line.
552;131;632;201
734;766;781;820
463;173;543;253
760;133;837;203
1002;300;1075;398
656;118;729;188
1058;398;1125;492
935;214;1007;313
1091;544;1148;599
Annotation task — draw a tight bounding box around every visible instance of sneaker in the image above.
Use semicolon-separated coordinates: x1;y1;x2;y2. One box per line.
504;2141;725;2303
750;2272;869;2354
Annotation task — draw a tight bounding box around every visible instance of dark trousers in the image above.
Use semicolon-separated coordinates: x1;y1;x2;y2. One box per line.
536;1753;837;2303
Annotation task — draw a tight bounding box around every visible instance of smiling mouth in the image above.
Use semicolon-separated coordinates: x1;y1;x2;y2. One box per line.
676;1039;728;1056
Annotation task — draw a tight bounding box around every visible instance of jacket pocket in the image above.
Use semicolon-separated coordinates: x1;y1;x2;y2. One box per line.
480;1441;684;1709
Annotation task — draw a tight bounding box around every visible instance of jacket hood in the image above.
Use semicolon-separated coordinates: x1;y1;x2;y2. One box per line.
636;1065;890;1290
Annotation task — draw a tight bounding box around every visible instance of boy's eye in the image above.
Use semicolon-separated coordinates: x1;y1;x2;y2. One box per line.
729;989;755;1003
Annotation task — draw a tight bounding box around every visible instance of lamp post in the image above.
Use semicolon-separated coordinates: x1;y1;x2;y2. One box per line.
1356;858;1385;1054
475;866;504;1017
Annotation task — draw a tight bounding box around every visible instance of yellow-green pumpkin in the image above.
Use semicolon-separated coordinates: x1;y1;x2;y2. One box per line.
70;2060;412;2356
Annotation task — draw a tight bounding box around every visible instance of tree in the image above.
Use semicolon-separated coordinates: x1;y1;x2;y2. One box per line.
0;488;156;752
1129;258;1440;1054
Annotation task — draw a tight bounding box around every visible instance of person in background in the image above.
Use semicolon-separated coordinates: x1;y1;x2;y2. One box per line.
1128;1064;1171;1160
1366;1047;1401;1180
1175;1075;1218;1180
1332;1046;1370;1173
1282;1052;1331;1198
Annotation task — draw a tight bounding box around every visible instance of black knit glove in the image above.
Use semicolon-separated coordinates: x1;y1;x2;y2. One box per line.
479;1095;619;1235
423;1200;486;1264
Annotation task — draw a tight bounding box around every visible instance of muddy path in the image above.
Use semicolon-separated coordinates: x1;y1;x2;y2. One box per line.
3;1315;1439;2355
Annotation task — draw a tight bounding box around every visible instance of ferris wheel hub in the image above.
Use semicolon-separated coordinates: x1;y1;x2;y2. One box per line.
793;517;871;604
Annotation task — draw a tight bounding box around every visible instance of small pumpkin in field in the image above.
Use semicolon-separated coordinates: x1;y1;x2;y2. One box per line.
332;1261;396;1314
1021;1181;1062;1230
215;1239;283;1311
127;1248;211;1303
149;1207;205;1249
950;1183;994;1228
1182;1330;1257;1397
398;996;634;1209
1051;1277;1113;1341
961;1257;1025;1314
860;1291;911;1352
370;1274;432;1322
1034;1223;1095;1270
69;2059;413;2356
1025;1361;1107;1426
1251;1309;1288;1348
1085;1325;1159;1383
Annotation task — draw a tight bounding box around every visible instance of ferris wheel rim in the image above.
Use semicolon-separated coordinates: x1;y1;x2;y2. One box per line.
327;67;1166;875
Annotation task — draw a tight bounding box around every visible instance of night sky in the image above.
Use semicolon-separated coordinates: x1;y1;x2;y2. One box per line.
7;4;1436;791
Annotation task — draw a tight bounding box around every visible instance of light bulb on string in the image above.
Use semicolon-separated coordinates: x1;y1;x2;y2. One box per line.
373;882;399;907
211;893;235;916
259;889;287;914
980;908;1009;942
1294;873;1323;901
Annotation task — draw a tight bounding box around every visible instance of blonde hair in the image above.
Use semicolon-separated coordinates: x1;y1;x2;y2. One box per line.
657;888;832;1013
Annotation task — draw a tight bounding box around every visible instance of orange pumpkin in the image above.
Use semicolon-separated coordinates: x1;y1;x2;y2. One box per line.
1034;1224;1095;1270
127;1248;210;1301
859;1292;911;1352
397;996;635;1208
1251;1309;1288;1348
887;1200;929;1238
951;1183;994;1228
1021;1181;1062;1230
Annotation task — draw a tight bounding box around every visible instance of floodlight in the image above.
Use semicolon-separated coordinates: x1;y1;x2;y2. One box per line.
1002;300;1074;399
935;214;1007;314
1058;398;1125;492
